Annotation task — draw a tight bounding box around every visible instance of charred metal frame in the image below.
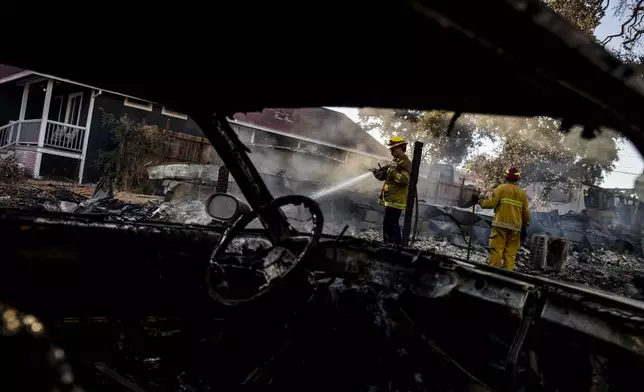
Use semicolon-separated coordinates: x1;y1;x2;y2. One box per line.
196;113;292;242
216;166;229;193
2;208;644;389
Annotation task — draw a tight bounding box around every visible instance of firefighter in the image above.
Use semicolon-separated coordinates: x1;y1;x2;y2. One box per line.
472;167;530;271
370;136;412;245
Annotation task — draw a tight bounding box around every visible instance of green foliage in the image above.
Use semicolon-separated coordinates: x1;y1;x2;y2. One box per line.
466;115;621;200
543;0;644;55
358;2;625;201
357;108;621;200
463;0;626;198
544;0;604;35
98;111;173;191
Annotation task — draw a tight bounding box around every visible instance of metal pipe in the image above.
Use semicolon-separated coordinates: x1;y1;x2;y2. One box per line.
402;141;423;247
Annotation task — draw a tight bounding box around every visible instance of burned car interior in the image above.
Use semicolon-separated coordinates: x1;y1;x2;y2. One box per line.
4;1;644;391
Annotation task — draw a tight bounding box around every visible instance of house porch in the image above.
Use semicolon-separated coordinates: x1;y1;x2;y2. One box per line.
0;76;99;183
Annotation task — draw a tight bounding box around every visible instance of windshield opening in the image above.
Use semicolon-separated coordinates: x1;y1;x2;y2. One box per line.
1;65;644;300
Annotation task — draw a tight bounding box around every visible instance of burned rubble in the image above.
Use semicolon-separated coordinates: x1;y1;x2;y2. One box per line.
2;174;644;302
351;228;644;301
0;181;89;211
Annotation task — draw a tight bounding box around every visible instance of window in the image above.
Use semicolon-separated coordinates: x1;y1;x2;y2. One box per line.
161;106;188;120
299;142;347;161
254;131;298;148
65;92;83;126
584;189;598;208
124;97;152;111
52;96;64;122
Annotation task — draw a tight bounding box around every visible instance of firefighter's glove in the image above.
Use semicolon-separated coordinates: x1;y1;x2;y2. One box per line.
520;227;528;243
471;194;480;205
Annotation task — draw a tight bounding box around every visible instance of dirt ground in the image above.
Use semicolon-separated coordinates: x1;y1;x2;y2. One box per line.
24;179;96;198
24;179;162;204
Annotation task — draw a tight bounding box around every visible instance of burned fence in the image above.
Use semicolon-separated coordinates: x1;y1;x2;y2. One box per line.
157;129;222;165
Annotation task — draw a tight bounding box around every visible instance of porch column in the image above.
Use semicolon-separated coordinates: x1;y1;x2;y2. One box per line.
78;89;98;184
33;79;54;179
15;83;30;144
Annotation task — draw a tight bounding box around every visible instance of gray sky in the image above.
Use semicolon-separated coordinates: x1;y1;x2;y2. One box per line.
328;10;644;189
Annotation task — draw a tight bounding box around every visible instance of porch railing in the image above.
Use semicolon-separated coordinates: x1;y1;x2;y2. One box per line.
0;119;41;150
0;119;86;153
0;121;18;149
43;120;86;152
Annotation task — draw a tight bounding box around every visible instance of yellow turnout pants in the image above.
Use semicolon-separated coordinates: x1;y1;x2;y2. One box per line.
488;227;521;271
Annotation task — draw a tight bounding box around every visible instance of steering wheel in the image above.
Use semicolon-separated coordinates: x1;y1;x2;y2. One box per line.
207;195;325;307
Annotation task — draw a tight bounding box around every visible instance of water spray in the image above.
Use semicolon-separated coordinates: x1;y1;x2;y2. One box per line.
280;171;375;217
309;172;373;201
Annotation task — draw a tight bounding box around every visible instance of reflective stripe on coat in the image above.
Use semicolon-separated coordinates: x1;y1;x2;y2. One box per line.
374;155;412;210
479;183;530;232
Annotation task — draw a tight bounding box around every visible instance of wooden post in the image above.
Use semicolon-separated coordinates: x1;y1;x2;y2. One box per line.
78;89;98;183
402;141;423;247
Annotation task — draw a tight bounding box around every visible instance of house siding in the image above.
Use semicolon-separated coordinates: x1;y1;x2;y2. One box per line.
82;92;205;183
93;93;203;137
234;108;389;157
229;122;387;193
0;83;22;126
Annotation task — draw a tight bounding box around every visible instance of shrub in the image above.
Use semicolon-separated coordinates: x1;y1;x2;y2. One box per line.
97;112;174;192
0;155;25;183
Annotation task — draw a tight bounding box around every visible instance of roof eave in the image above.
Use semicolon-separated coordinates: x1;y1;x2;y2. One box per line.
0;69;158;105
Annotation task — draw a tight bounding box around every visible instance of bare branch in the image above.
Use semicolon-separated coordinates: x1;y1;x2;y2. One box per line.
622;5;644;47
601;0;644;51
602;0;612;13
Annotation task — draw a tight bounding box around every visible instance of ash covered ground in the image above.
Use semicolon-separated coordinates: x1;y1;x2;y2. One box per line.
2;180;644;301
353;228;644;301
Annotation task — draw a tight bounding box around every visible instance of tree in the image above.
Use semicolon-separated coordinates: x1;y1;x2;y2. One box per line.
601;0;644;54
467;116;621;203
467;2;623;199
357;109;484;165
545;0;644;55
544;0;605;35
358;1;624;201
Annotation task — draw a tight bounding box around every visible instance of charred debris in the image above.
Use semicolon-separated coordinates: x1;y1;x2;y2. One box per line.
1;164;643;303
3;175;644;390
